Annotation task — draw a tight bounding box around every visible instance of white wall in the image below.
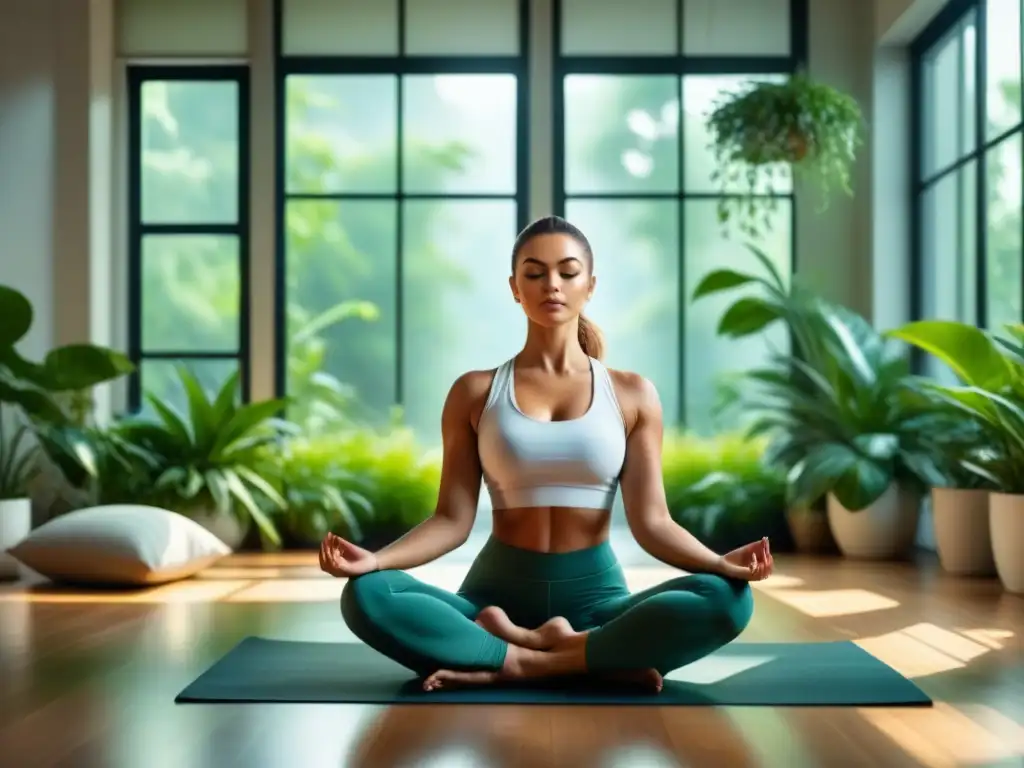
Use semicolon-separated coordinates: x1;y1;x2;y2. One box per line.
0;0;57;361
0;0;117;414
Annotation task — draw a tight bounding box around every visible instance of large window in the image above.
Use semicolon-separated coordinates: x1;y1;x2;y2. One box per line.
913;0;1023;380
555;0;804;433
278;0;528;443
126;67;250;414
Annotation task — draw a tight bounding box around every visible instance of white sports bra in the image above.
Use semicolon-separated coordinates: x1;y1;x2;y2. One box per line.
477;357;627;511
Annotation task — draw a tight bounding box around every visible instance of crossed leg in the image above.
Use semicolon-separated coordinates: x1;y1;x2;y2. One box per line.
424;573;753;692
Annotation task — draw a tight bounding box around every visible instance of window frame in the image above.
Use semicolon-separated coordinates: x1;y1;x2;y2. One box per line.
551;0;808;426
271;0;532;405
910;0;1024;347
125;64;252;412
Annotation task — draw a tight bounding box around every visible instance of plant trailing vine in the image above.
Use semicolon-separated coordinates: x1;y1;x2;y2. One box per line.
705;72;865;238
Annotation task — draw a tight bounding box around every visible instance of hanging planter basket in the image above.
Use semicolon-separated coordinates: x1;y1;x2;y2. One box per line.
705;72;865;239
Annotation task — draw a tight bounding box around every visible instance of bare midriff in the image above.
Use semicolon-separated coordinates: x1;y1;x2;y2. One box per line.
491;507;612;553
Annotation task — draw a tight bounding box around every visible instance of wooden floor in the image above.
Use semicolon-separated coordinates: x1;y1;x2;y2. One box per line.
1;548;1021;768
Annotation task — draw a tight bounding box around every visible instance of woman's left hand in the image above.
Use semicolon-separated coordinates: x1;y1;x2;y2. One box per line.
718;537;774;582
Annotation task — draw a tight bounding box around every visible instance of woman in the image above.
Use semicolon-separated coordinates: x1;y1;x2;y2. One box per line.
319;215;774;693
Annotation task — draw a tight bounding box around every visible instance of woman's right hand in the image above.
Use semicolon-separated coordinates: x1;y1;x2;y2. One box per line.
319;532;379;578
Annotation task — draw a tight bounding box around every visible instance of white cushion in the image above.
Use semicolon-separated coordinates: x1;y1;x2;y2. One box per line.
6;504;231;586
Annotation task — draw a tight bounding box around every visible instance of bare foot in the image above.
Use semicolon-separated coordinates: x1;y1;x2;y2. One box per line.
474;606;577;650
422;642;663;694
423;643;576;692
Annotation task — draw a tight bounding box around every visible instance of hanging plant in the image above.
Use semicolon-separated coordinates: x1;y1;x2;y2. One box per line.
705;71;865;239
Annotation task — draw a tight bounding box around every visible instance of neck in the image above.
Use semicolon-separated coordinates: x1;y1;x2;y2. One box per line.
519;319;588;373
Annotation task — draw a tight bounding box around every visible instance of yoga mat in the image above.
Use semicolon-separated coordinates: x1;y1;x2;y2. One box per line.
175;637;932;707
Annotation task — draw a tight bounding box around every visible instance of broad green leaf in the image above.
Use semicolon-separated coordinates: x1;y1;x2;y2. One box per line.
820;307;877;388
0;285;33;348
690;269;759;300
853;433;899;461
887;320;1011;390
717;297;784;338
0;380;67;423
830;456;893;511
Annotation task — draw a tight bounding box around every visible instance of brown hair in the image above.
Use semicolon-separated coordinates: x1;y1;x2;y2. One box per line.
511;216;606;360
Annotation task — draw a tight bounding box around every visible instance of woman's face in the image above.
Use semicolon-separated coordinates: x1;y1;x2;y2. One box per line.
509;233;596;327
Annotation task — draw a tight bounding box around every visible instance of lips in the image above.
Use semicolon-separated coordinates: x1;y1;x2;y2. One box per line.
542;300;564;308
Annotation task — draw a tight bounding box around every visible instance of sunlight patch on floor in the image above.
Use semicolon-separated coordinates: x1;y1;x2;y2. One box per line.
957;627;1015;650
760;588;900;618
853;622;1012;679
860;702;1024;767
664;653;775;685
0;579;250;604
225;579;342;603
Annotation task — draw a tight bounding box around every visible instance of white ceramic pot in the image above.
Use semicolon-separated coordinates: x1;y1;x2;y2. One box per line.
827;484;920;560
0;497;32;581
989;492;1024;594
931;488;995;576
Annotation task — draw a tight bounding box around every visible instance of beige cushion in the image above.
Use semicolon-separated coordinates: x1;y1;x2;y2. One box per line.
6;504;231;586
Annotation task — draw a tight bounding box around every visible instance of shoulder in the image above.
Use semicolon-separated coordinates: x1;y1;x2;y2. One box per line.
446;367;502;431
605;367;663;432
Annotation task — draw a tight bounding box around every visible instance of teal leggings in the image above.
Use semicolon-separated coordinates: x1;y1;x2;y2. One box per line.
341;537;753;677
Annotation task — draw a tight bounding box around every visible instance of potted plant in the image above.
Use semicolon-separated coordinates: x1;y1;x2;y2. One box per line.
705;72;864;238
98;366;292;550
0;420;38;580
0;282;133;558
914;397;996;576
887;319;1024;591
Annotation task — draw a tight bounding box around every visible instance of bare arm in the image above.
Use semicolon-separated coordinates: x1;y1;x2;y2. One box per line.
619;376;726;575
372;373;485;571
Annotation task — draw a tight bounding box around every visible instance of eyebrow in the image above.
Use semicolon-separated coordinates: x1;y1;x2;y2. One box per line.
522;257;582;267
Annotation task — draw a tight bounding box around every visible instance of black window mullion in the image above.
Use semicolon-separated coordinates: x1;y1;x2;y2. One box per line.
126;65;250;413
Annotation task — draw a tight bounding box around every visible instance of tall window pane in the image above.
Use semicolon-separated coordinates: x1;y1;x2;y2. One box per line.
285;75;397;194
285;199;399;420
914;2;1023;377
922;30;963;177
985;0;1021;138
564;75;680;194
564;199;681;423
684;200;792;432
130;72;247;411
283;71;520;444
401;200;521;438
986;134;1023;330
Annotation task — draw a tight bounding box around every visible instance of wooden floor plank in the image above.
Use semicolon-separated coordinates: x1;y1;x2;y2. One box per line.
1;549;1021;768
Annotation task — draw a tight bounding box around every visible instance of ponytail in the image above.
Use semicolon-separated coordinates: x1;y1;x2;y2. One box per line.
578;314;606;360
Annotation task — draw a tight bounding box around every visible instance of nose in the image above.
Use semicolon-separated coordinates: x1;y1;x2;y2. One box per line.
542;271;562;291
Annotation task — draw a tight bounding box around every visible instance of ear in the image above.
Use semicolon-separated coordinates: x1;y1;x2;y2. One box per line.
508;275;520;303
587;274;597;301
